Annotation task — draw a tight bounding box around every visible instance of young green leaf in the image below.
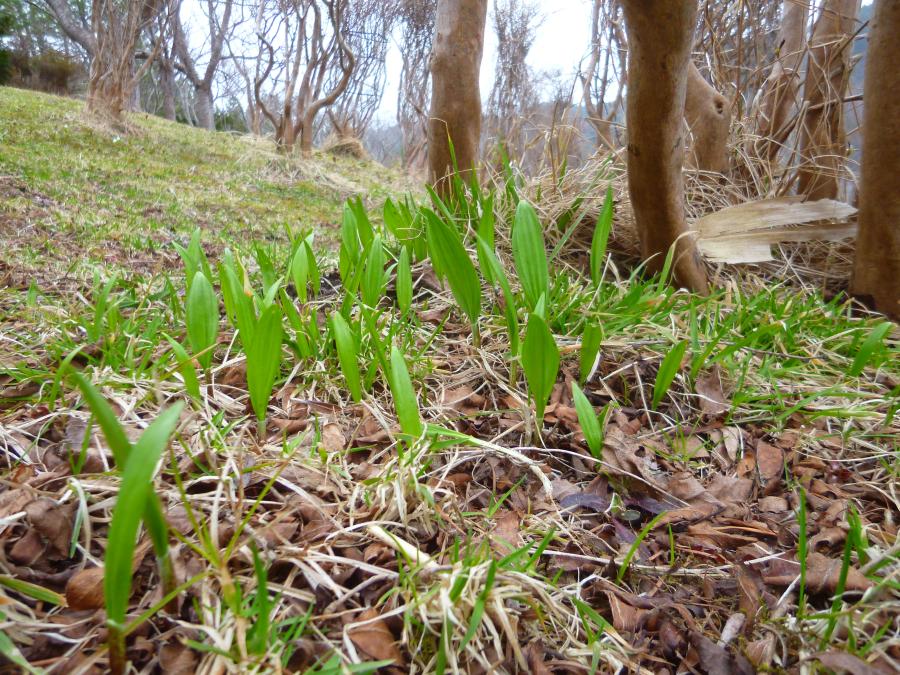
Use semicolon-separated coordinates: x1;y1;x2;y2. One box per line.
219;257;255;345
388;346;423;437
521;310;559;428
330;312;362;402
652;340;688;410
185;272;218;371
590;187;614;287
164;336;201;402
572;383;604;460
579;323;603;382
476;236;520;359
396;246;412;314
850;321;892;377
511;201;549;312
246;305;283;425
290;244;309;303
361;235;386;307
104;403;183;628
424;210;482;331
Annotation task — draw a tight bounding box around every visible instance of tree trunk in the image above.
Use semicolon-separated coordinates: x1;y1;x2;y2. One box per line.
684;62;731;173
427;0;489;193
796;0;860;200
753;0;809;163
851;0;899;320
160;63;177;121
195;85;215;130
620;0;708;293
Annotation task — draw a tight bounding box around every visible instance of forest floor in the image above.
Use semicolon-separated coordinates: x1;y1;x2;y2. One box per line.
0;87;898;674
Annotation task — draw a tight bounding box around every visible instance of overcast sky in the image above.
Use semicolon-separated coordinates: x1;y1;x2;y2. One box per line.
378;0;592;121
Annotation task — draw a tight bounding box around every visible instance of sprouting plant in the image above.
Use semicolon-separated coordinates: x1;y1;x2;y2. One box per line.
185;271;218;374
164;336;201;402
511;200;549;312
85;272;119;344
424;209;482;345
616;511;667;583
590;187;614;287
330;311;362;402
71;374;182;675
396;246;413;315
246;304;283;441
388;346;423;437
572;382;608;460
476;235;520;384
361;235;388;308
652;340;688;410
579;323;603;383
521;299;559;438
796;486;809;618
173;228;213;293
289;238;318;304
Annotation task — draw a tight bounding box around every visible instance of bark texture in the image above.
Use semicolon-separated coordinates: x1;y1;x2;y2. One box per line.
620;0;708;293
796;0;860;200
851;0;899;320
753;0;809;162
684;62;731;173
427;0;489;191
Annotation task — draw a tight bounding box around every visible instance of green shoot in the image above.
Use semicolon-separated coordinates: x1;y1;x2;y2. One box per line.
388;346;423;437
652;340;687;410
589;187;613;287
521;305;559;435
572;382;606;460
185;271;218;373
511;201;549;312
331;312;363;402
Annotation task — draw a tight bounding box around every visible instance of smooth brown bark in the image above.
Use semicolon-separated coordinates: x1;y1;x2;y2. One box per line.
851;0;899;320
620;0;708;293
754;0;809;162
684;62;731;173
796;0;860;200
427;0;489;192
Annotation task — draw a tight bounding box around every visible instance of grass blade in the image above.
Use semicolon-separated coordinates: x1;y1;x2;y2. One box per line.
850;321;892;377
396;246;412;314
652;340;687;410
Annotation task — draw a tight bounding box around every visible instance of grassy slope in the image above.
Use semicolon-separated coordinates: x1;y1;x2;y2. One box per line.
0;86;403;278
0;87;898;674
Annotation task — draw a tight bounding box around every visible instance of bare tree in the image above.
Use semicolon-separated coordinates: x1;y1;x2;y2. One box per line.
851;0;899;319
752;0;809;164
581;0;627;150
620;0;708;293
325;0;395;141
396;0;436;171
684;61;731;172
485;0;540;158
427;0;488;191
43;0;96;56
173;0;234;130
796;0;860;200
254;0;355;154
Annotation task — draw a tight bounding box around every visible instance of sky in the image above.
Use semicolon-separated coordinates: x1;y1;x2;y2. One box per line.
377;0;592;122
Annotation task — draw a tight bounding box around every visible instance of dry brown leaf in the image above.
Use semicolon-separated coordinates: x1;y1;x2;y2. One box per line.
696;370;729;416
755;442;784;496
490;510;522;555
320;423;345;453
744;634;776;669
25;498;76;557
347;608;403;664
65;567;105;610
763;552;873;593
524;640;553;675
605;591;648;633
759;496;789;513
690;631;755;675
812;651;892;675
159;642;198;675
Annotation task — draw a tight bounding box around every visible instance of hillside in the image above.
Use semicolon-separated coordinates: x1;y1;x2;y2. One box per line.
0;88;898;674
